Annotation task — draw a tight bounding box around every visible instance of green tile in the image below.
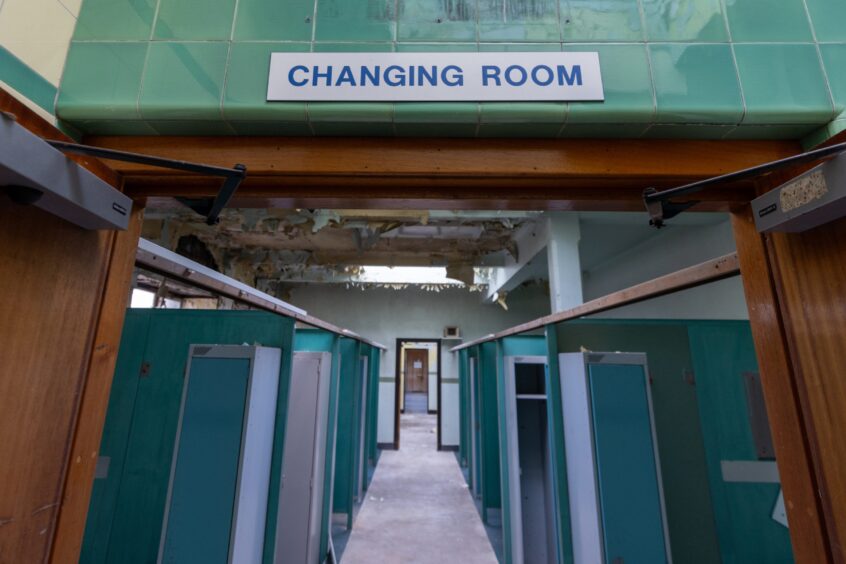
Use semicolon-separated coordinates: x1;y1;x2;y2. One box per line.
725;0;812;42
559;122;649;137
477;43;562;52
724;124;821;140
564;44;655;123
734;44;835;124
234;0;316;40
478;0;561;42
560;0;643;42
314;0;396;42
223;42;310;121
394;102;479;123
806;0;846;41
395;122;478;136
68;119;159;135
642;124;736;139
477;122;562;136
312;43;395;53
396;43;478;53
310;121;396;135
139;42;229;120
820;44;846;113
801;117;846;148
73;0;156;40
1;46;56;113
57;42;147;120
147;120;236;135
641;0;728;41
649;44;743;124
307;102;393;120
154;0;236;40
397;0;477;42
479;102;566;123
227;120;314;135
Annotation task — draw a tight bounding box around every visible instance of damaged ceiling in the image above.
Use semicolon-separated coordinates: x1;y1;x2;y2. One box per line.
141;204;543;293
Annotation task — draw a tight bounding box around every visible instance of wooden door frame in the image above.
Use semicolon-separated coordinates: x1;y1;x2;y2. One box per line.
393;338;443;450
12;124;841;562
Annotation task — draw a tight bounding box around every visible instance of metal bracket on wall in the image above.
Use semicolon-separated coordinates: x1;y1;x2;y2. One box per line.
45;139;247;225
643;141;846;228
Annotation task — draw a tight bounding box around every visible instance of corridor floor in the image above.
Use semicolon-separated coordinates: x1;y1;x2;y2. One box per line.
339;413;499;564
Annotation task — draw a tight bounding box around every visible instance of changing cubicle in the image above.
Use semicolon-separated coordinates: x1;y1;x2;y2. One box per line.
457;320;794;564
81;312;381;564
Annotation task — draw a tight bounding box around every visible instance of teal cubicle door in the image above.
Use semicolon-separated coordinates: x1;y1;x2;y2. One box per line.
589;363;668;564
161;357;251;564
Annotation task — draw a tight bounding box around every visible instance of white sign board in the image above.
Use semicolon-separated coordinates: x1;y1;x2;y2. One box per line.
267;52;603;102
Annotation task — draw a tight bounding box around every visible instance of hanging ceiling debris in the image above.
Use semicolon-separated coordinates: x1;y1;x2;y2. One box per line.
141;204;545;297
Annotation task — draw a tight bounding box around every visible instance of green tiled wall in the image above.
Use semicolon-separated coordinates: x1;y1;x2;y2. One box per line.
57;0;846;141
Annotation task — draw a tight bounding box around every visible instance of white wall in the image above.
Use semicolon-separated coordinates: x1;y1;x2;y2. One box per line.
582;218;749;320
0;0;78;85
0;0;78;120
287;283;551;446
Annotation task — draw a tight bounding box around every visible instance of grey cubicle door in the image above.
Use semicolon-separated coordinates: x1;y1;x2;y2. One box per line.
274;352;333;564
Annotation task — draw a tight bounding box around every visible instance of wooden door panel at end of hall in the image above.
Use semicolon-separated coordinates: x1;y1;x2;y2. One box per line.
405;349;428;393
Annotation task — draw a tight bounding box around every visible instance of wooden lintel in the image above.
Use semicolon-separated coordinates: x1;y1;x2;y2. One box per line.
84;136;800;209
451;252;740;351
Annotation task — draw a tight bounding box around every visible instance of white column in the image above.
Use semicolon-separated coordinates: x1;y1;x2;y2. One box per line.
546;213;583;312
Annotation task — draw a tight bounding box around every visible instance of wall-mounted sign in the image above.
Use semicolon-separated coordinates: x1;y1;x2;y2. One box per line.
267;52;603;102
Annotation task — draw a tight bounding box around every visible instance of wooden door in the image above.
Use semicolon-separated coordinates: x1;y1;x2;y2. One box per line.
406;349;428;393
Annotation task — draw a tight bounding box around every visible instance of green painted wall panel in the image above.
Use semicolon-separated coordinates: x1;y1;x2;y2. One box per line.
81;311;151;564
333;338;359;524
81;310;294;564
500;334;547;357
294;328;337;352
687;322;794;564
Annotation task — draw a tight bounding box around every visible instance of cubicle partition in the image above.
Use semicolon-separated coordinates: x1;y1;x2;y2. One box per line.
80;310;296;564
456;319;789;564
81;311;385;564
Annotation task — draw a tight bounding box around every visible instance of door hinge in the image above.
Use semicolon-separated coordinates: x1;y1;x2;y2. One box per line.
139;361;151;378
683;369;696;387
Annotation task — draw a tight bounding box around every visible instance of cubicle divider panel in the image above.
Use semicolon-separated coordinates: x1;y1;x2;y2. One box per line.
367;346;381;471
686;322;794;564
495;341;513;564
544;327;572;564
81;310;295;564
354;349;369;502
333;338;361;530
478;342;502;524
458;349;469;469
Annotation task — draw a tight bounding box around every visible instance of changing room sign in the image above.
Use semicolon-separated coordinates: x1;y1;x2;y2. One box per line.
267;52;603;102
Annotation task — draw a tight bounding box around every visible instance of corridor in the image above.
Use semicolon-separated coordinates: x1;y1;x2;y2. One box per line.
340;414;499;564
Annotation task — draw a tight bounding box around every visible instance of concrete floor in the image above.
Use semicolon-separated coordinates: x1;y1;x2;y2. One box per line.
339;413;499;564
